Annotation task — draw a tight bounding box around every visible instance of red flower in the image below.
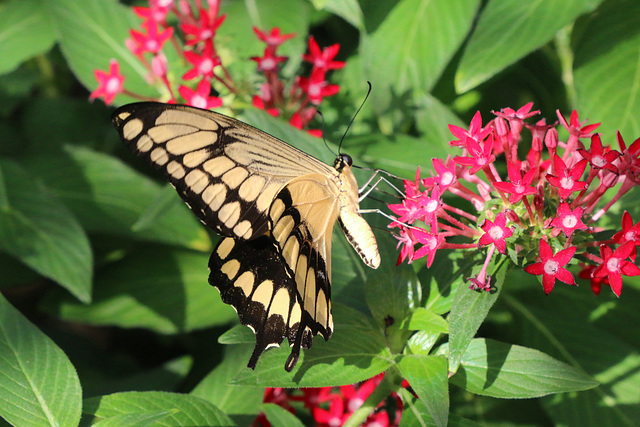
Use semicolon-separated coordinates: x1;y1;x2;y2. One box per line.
302;36;346;71
412;229;445;267
453;135;496;174
252;95;279;117
479;212;513;254
557;109;600;139
251;48;288;72
312;396;347;427
298;68;340;104
550;203;587;237
494;160;537;204
593;243;640;297
448;111;492;147
178;79;222;109
578;263;610;296
524;240;577;294
394;227;417;265
546;155;588;200
613;211;640;260
578;134;620;172
181;7;226;46
422;157;457;190
253;27;295;48
129;20;173;54
183;41;221;80
89;59;124;105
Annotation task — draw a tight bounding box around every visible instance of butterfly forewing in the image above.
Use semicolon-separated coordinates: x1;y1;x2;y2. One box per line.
112;102;379;371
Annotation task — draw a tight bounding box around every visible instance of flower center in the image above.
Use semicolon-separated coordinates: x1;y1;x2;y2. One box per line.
191;95;207;109
544;260;559;275
562;214;578;229
489;226;504;240
426;199;438;213
606;257;621;273
441;171;454;186
560;177;574;189
592;155;606;168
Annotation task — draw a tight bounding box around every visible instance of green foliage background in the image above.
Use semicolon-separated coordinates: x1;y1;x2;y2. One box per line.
0;0;639;426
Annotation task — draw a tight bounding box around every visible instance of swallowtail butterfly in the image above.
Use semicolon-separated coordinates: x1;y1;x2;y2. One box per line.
112;103;380;371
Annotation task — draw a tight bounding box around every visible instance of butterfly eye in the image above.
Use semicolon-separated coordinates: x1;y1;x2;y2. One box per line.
334;153;353;170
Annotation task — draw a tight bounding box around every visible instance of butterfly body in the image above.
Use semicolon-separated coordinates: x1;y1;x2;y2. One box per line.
112;102;379;371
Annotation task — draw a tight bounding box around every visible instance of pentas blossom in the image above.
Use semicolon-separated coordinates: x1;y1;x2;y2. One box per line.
254;373;404;427
90;0;344;135
391;103;640;297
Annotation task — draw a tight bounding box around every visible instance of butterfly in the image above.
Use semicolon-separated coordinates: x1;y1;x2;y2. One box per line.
112;102;380;371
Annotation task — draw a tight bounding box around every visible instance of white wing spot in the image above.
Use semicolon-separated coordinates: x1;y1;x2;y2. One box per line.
233;220;252;238
238;175;266;202
183;148;211;168
185;169;209;194
218;201;241;228
150;147;169;165
203;156;235;177
156;110;219;130
252;280;274;308
268;287;290;319
304;267;317;317
148;124;198;143
123;118;143;140
136;135;153;152
283;236;300;270
256;184;280;213
166;131;217;155
235;271;255;297
167;161;186;179
216;238;235;259
202;183;227;211
222;167;249;189
221;259;240;281
316;288;328;328
269;198;286;222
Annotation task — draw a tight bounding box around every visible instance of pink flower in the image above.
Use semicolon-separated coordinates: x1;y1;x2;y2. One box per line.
550;203;587;237
89;59;124;105
546;155;588;200
453;135;496;174
494;160;537;204
412;229;445;267
394;227;417;265
298;68;340;104
178;79;222;109
592;243;640;297
448;111;492;147
180;7;226;46
557;109;600;139
524;240;577;294
302;36;345;71
251;47;288;72
613;211;640;261
253;27;295;48
183;41;221;80
129;20;173;54
578;134;620;172
422;157;457;190
478;212;513;254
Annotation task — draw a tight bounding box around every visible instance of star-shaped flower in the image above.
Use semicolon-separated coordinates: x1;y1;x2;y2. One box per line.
478;212;513;254
524;240;577;294
593;243;640;297
550;203;587;237
546;155;588;200
494;160;537;204
578;134;620;172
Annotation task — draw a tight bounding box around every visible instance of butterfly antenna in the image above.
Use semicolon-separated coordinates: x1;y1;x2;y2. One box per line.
338;81;372;154
317;110;337;157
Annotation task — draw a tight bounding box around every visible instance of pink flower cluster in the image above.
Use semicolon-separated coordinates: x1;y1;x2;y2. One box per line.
253;373;403;427
391;103;640;296
90;0;344;135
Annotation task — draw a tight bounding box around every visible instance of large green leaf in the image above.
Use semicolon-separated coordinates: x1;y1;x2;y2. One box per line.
457;0;603;92
361;0;479;114
397;355;449;427
23;145;210;250
574;0;640;140
0;294;82;427
0;0;56;75
448;338;599;398
83;391;233;426
0;159;92;302
42;247;236;334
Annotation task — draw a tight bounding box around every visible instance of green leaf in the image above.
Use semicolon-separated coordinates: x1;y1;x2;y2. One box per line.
23;145;210;250
230;304;392;387
574;0;640;140
45;0;156;101
397;355;449;427
83;391;233;426
447;257;507;373
456;0;603;92
191;345;263;415
0;294;82;427
0;159;92;302
42;247;236;334
406;307;449;334
315;0;365;31
362;0;480;114
0;0;56;75
262;403;305;427
449;338;599;398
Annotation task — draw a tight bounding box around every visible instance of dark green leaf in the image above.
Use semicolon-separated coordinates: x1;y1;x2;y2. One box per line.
397;355;449;427
262;403;305;427
449;338;599;398
0;159;92;302
0;294;82;427
83;392;233;426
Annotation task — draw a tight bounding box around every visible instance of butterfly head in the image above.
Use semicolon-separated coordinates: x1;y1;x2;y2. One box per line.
334;153;353;172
